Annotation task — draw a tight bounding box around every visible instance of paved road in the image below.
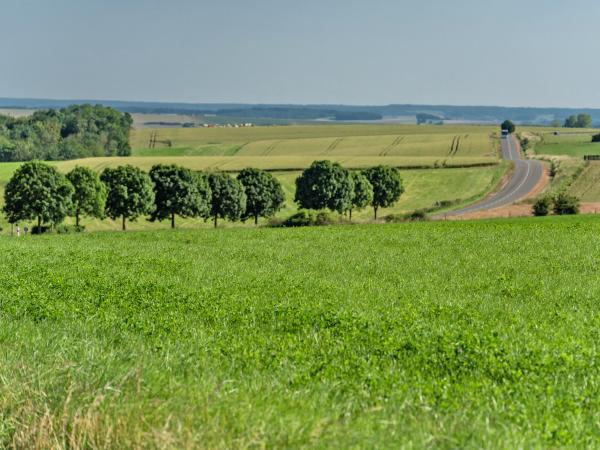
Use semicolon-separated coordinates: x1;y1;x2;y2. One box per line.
446;135;543;216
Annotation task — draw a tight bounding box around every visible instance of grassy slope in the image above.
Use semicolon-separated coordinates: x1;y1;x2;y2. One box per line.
1;217;599;448
523;129;600;201
567;162;600;202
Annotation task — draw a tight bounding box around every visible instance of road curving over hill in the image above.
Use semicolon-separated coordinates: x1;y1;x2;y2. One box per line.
446;135;543;216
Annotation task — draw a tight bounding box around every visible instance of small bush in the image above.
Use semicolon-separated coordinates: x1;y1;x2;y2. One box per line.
407;210;428;221
549;160;558;178
282;210;317;227
55;225;84;234
314;211;339;226
553;192;580;215
279;210;341;228
592;133;600;143
384;210;429;223
31;225;51;235
532;197;552;216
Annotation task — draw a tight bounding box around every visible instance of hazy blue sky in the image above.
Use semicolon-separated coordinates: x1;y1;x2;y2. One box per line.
3;0;600;107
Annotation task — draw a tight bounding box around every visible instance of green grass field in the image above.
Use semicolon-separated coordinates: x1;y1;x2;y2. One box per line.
1;216;599;448
530;130;600;157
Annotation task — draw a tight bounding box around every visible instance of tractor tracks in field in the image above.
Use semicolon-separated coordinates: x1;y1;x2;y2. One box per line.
262;141;282;156
380;136;404;156
324;138;344;155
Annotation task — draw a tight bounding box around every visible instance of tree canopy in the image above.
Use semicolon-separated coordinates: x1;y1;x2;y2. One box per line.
237;168;285;224
208;173;247;227
349;171;373;221
0;104;132;162
364;165;404;219
564;114;592;128
295;160;353;213
3;161;74;229
100;165;155;230
501;120;516;134
67;166;107;227
149;164;212;228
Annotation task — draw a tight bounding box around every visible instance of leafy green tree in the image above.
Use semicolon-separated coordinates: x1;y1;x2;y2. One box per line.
294;160;353;213
237;168;285;225
364;165;404;219
564;114;592;128
208;173;247;228
349;171;373;221
553;192;580;215
149;164;211;228
564;115;577;128
576;113;592;128
550;119;562;128
3;161;73;230
501;120;516;134
532;196;551;216
67;166;107;227
100;165;155;231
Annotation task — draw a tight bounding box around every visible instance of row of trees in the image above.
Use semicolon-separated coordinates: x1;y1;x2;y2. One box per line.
3;160;404;232
3;162;285;231
295;160;403;219
0;105;132;162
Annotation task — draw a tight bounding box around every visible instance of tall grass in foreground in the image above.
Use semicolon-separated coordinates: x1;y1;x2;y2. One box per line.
1;217;599;448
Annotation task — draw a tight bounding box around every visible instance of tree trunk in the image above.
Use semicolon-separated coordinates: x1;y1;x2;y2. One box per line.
213;215;218;228
122;215;126;231
37;216;41;231
254;214;258;226
76;210;80;228
349;209;353;222
171;213;175;229
373;206;378;220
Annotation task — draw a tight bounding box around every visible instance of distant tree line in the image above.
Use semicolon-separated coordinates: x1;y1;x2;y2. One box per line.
416;113;443;125
0;104;133;162
203;107;383;121
3;160;403;233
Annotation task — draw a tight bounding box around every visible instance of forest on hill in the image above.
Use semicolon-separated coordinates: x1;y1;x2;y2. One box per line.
0;104;132;161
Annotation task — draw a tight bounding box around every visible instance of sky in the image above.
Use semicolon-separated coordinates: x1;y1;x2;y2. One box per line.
2;0;600;107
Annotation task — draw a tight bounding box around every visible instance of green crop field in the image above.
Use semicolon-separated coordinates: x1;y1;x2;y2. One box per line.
1;217;599;448
130;124;499;161
530;130;600;158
